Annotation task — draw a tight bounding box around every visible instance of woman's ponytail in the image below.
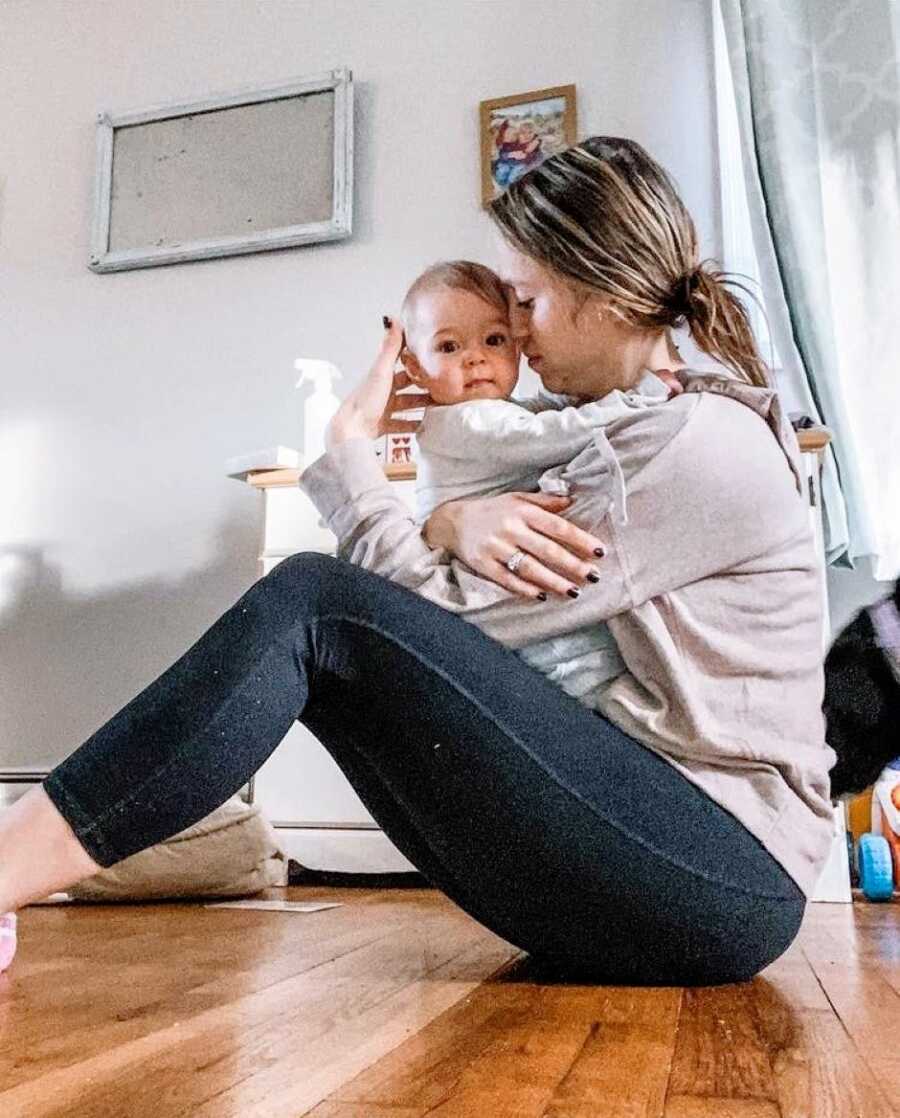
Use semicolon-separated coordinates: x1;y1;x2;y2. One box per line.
676;265;771;389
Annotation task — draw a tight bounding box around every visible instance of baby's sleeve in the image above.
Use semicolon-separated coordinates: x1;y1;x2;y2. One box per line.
441;397;639;471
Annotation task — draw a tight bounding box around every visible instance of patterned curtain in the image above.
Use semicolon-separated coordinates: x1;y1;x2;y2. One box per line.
720;0;900;578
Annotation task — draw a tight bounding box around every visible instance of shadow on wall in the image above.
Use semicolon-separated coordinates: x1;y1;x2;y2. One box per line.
817;5;899;207
0;512;262;772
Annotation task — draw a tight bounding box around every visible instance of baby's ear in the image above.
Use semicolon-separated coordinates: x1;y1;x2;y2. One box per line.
401;347;426;384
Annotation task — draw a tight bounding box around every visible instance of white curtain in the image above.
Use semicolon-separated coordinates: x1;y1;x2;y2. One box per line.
721;0;900;579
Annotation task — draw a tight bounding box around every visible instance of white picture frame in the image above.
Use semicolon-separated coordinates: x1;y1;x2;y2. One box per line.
89;68;353;273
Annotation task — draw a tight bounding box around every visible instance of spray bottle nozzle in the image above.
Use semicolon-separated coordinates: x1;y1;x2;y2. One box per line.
294;358;343;392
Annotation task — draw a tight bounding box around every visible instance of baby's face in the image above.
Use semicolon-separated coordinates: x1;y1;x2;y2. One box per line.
404;289;520;404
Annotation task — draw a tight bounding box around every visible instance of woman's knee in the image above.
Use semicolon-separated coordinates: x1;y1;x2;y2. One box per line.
250;551;403;635
241;551;346;629
268;550;338;579
258;551;341;600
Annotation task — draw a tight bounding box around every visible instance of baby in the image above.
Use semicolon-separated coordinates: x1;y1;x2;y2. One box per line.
396;259;681;707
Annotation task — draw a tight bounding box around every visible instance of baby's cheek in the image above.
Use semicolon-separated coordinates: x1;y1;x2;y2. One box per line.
430;369;466;404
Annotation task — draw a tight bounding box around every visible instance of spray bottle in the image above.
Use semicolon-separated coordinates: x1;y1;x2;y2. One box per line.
294;359;343;467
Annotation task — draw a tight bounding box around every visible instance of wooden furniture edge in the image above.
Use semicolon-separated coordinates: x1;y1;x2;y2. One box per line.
247;463;416;489
797;426;832;452
243;428;832;489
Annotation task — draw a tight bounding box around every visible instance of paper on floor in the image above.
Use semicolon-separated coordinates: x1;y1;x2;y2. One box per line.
205;899;343;913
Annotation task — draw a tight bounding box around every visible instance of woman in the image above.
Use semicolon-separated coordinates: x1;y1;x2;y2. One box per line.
0;137;835;986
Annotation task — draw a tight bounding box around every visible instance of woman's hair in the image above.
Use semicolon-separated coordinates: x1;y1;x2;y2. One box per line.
401;260;509;343
489;136;770;388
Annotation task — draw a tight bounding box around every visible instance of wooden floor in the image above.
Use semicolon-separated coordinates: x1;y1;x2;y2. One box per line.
0;886;898;1118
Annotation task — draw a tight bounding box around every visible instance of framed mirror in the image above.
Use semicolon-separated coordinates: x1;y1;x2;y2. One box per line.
89;68;353;273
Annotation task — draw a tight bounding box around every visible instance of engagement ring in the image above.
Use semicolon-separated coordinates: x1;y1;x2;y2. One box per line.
505;549;526;574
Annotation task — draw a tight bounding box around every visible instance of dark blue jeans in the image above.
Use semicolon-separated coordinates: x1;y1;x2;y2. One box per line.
43;552;805;986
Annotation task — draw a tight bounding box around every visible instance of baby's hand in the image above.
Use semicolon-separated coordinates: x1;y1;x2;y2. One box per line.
654;369;684;399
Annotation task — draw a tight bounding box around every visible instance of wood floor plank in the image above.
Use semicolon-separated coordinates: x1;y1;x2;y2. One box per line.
304;1105;425;1118
0;889;460;1087
0;891;518;1117
767;1011;895;1118
308;972;543;1114
663;915;897;1118
799;906;900;1109
663;980;781;1116
664;1101;780;1117
534;985;683;1118
188;936;519;1118
323;971;682;1118
847;901;900;999
752;932;897;1118
1;889;898;1118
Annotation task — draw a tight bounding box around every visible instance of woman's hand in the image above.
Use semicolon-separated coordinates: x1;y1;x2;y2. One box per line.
326;317;433;449
424;492;607;600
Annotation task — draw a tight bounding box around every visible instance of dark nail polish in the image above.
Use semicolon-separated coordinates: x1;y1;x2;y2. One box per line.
536;592;547;602
586;572;600;583
593;547;605;558
383;315;392;329
567;587;580;599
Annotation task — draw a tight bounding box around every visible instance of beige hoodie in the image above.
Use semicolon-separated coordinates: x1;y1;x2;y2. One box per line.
299;372;837;898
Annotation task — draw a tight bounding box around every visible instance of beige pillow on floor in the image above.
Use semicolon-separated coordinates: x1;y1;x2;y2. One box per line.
67;796;288;901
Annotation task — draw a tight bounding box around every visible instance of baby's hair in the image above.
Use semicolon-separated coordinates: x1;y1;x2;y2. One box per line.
401;261;509;347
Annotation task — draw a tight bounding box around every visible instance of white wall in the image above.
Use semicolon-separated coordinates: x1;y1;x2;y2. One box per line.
827;563;895;635
0;0;720;770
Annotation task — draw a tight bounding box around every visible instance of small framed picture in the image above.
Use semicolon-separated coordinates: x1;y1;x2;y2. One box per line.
479;84;577;207
386;433;415;466
382;433;417;480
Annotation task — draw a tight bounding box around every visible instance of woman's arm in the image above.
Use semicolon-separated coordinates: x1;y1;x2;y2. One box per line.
424;390;808;604
325;318;425;450
423;492;606;599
